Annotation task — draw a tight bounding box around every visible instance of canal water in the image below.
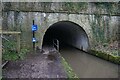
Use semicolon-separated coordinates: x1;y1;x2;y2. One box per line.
60;45;119;78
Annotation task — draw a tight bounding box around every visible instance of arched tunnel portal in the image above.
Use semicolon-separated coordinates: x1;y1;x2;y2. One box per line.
42;21;90;52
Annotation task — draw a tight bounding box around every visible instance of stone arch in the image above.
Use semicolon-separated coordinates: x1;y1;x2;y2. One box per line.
41;21;90;52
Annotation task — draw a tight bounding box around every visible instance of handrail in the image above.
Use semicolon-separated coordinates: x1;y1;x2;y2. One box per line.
0;31;21;34
53;39;59;51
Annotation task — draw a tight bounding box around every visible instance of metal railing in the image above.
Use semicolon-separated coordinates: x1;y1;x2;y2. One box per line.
53;39;59;51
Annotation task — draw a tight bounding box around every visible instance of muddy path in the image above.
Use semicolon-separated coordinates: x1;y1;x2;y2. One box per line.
2;50;67;78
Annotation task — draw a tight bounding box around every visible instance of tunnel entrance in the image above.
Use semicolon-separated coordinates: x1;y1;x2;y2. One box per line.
42;21;90;52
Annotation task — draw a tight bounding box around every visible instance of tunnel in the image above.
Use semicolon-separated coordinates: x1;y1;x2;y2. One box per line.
42;21;90;52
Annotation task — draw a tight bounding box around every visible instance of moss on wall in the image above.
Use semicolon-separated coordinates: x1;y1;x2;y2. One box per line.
94;2;119;15
3;2;119;15
88;2;119;56
63;2;88;13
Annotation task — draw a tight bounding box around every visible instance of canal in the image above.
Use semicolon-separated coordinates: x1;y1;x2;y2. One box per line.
60;45;119;78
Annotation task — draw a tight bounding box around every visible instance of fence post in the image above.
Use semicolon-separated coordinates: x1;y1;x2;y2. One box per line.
16;34;20;52
0;2;2;79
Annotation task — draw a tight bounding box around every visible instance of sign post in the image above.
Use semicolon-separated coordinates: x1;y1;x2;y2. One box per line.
32;20;38;50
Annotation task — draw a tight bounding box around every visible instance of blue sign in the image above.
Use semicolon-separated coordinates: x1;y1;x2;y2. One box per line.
32;25;38;31
32;38;37;42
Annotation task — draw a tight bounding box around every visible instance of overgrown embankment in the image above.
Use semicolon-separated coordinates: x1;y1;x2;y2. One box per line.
89;50;120;64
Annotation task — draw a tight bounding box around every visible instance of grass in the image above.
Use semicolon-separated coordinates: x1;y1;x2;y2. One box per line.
3;51;19;61
18;48;29;60
89;50;120;64
61;57;79;78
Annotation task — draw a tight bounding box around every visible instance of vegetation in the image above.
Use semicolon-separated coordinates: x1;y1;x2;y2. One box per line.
94;2;119;15
89;50;120;64
18;48;29;60
63;2;119;14
64;2;88;13
88;2;119;57
91;2;118;43
61;57;78;78
2;37;29;61
3;48;29;61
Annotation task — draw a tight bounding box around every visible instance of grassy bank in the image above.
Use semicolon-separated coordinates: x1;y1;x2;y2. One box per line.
89;50;120;65
61;56;79;78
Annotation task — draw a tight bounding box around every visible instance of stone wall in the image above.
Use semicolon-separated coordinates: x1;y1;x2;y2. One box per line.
2;2;119;56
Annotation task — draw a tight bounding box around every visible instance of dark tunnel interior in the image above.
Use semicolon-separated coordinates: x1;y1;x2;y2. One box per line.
42;21;89;51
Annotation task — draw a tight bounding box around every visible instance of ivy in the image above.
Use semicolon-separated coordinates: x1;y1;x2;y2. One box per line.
94;2;119;15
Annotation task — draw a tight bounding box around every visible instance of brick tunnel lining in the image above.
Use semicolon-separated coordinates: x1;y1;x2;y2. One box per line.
42;21;89;51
